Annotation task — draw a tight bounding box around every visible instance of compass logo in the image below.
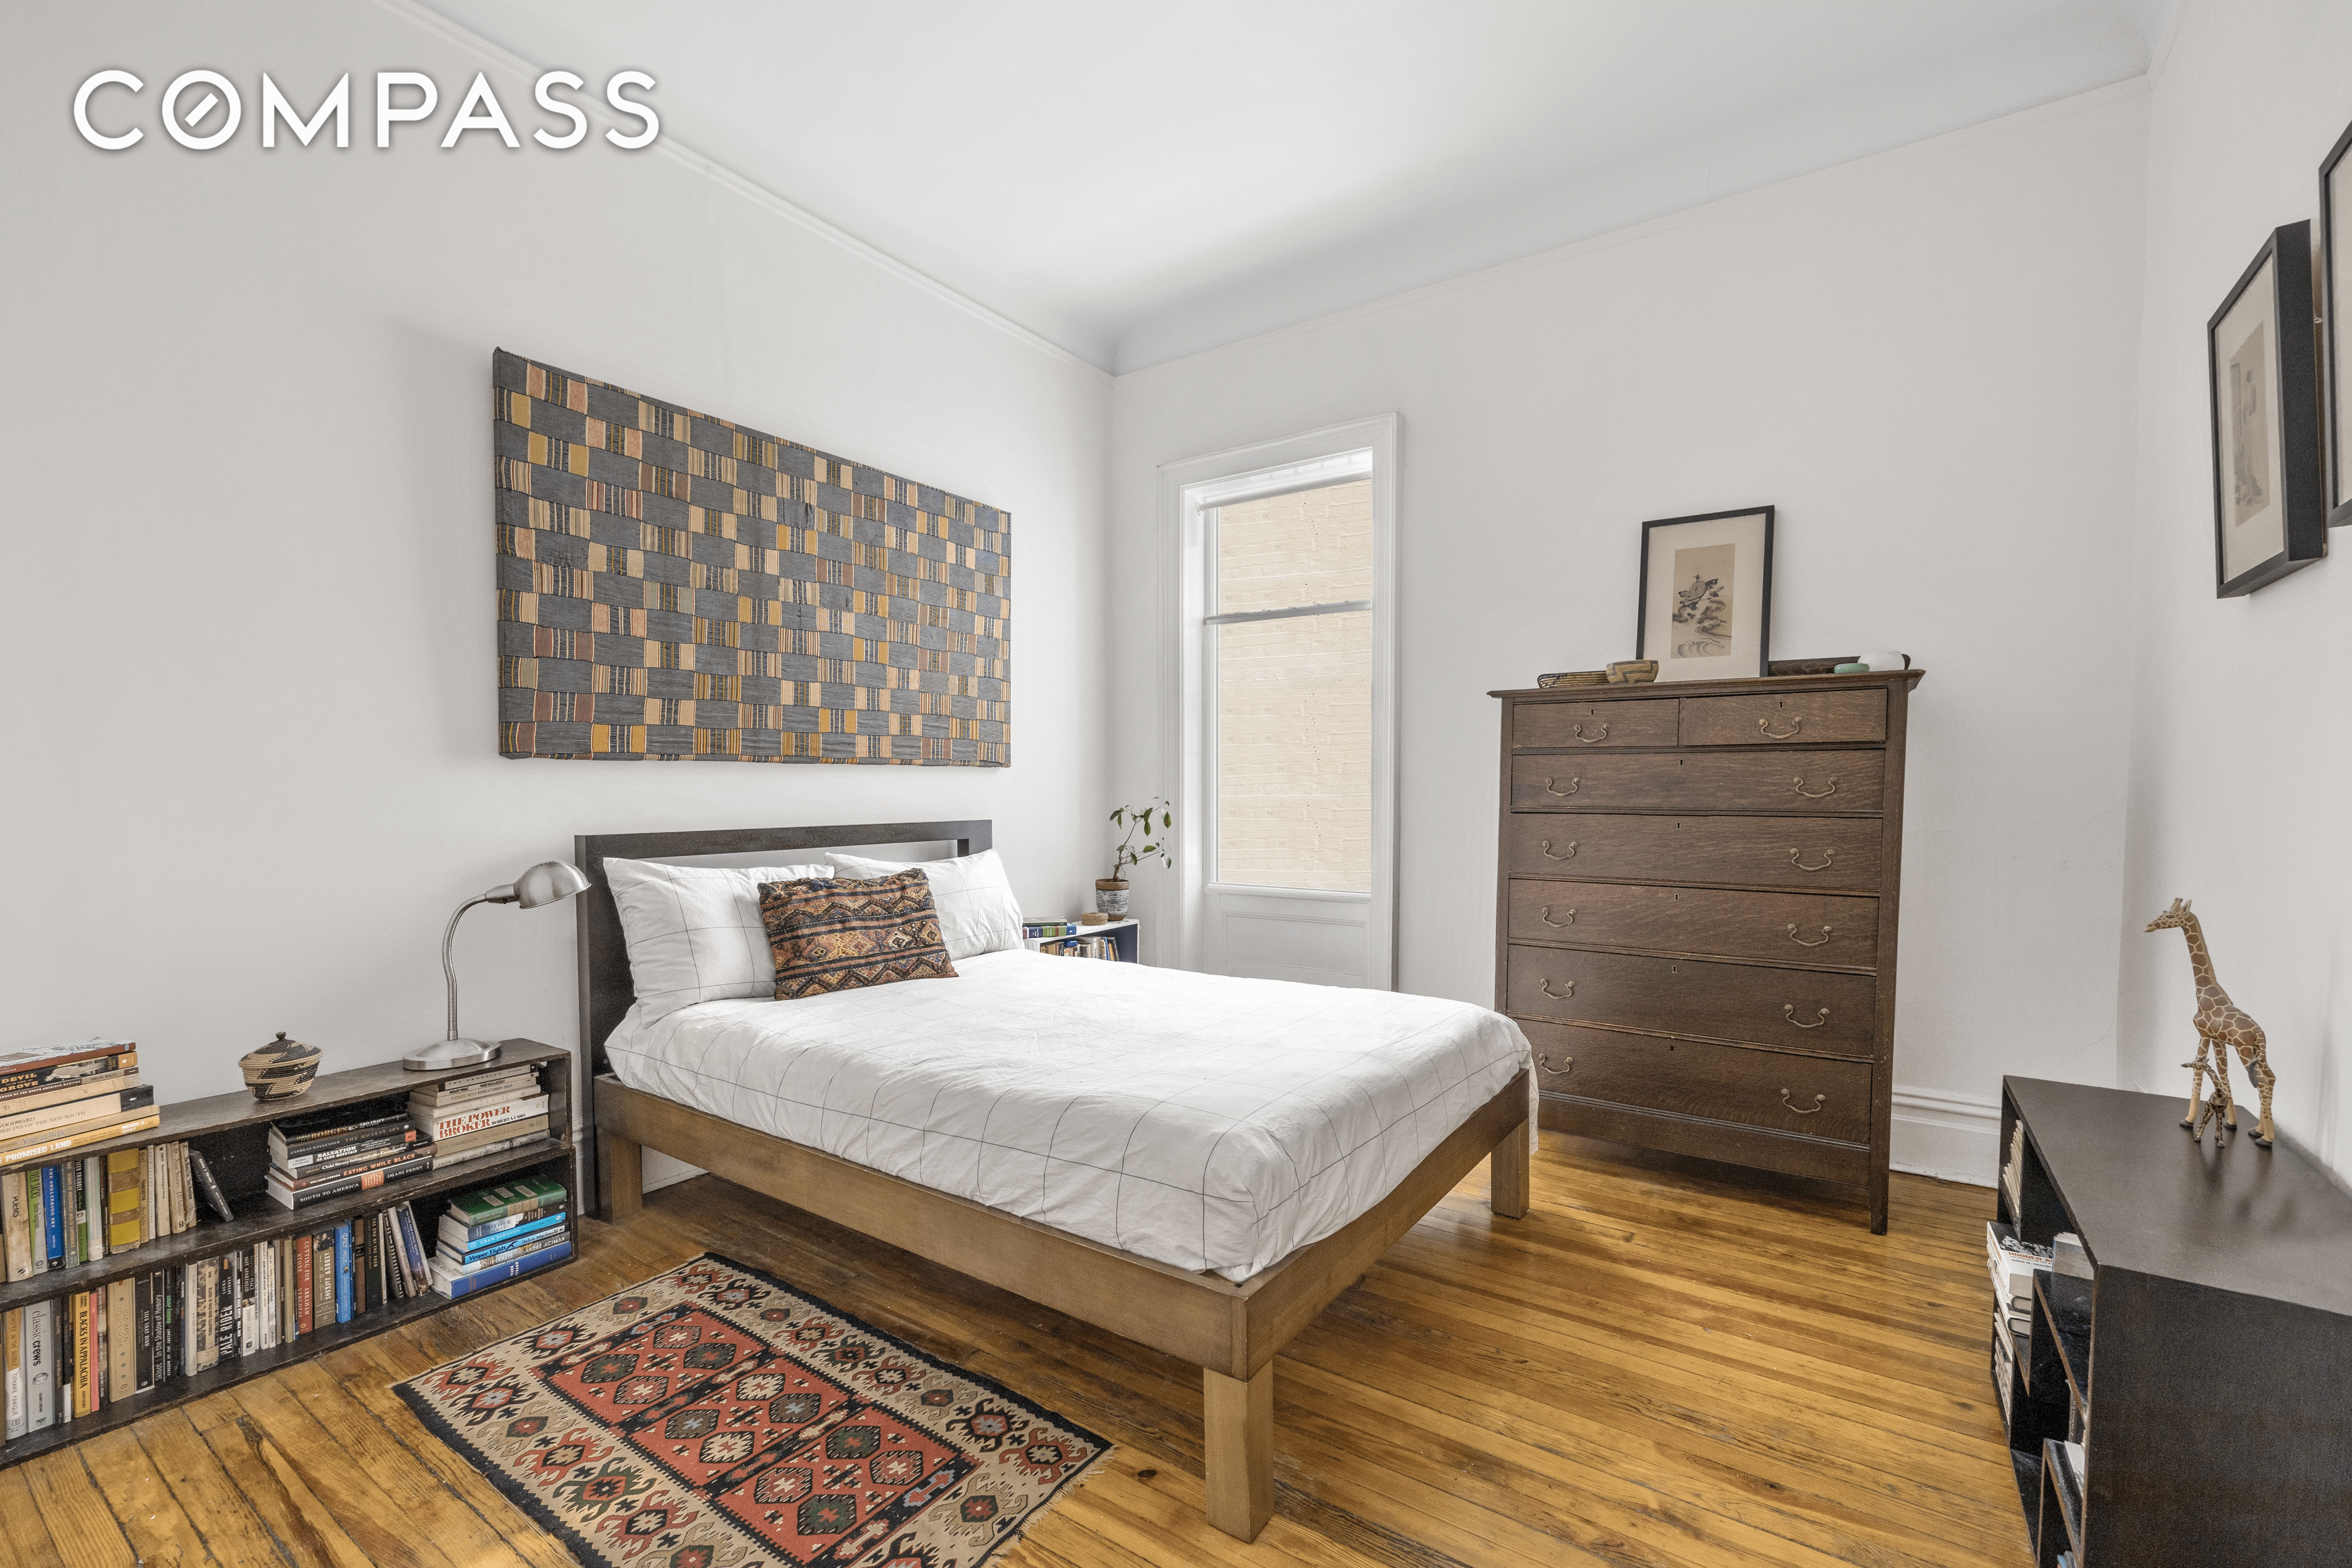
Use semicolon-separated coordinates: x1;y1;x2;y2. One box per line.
72;68;657;152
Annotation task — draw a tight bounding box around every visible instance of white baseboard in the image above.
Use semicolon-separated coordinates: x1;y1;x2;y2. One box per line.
1890;1084;2001;1186
642;1150;706;1193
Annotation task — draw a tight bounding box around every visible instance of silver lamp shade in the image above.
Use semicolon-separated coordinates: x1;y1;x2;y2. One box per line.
406;859;592;1070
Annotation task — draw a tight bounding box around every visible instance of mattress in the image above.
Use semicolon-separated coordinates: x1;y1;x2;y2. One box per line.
604;950;1530;1280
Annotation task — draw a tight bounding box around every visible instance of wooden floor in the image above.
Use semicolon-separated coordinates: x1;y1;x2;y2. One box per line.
0;1135;2028;1568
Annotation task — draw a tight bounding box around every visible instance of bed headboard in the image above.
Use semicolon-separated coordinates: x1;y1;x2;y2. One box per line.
573;818;993;1077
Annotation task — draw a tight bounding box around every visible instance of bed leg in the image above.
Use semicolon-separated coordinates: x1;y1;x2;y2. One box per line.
600;1128;643;1223
1203;1363;1273;1542
1490;1120;1531;1220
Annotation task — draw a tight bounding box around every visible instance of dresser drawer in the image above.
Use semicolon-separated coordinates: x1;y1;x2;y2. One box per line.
1508;751;1885;815
1505;945;1878;1057
1513;698;1677;750
1679;688;1886;747
1503;814;1882;890
1523;1021;1873;1144
1505;880;1879;968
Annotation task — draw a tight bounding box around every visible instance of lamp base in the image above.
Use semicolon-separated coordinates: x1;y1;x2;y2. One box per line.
404;1037;504;1072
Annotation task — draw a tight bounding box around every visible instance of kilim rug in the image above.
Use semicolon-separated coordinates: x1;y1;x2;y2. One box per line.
394;1253;1108;1568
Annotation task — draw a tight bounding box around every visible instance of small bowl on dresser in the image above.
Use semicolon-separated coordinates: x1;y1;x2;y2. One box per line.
239;1031;321;1101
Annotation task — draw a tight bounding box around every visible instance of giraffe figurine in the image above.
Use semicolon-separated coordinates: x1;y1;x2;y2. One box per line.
2145;898;2276;1147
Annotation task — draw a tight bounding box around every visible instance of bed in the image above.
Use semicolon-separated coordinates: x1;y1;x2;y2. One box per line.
576;819;1532;1542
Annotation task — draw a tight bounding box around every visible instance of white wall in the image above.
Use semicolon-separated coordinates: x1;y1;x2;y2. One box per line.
2;4;1108;1121
1110;86;2152;1182
2117;0;2352;1178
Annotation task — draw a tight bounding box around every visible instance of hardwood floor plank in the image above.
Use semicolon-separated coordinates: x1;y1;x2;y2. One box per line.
131;1411;297;1568
222;1377;469;1568
198;1413;382;1568
72;1429;208;1566
0;1464;69;1568
20;1448;137;1568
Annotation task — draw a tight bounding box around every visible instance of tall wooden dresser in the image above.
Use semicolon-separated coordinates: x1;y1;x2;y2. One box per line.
1489;670;1924;1231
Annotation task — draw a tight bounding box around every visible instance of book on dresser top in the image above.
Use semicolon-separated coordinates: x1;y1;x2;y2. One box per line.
408;1065;551;1167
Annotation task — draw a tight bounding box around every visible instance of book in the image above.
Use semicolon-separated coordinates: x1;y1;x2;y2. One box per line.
268;1105;414;1164
0;1113;161;1168
4;1306;20;1440
265;1150;434;1210
3;1168;29;1282
272;1143;433;1194
0;1042;136;1099
107;1148;143;1252
295;1230;315;1336
441;1228;569;1279
188;1150;236;1224
278;1125;419;1176
446;1175;568;1228
107;1277;135;1403
26;1299;55;1431
0;1084;155;1145
84;1153;104;1259
134;1272;154;1393
432;1239;571;1298
365;1209;386;1310
192;1258;218;1373
425;1127;554;1172
72;1290;94;1419
414;1095;548;1144
0;1067;142;1122
41;1164;63;1268
313;1231;334;1332
216;1252;241;1365
334;1223;353;1324
394;1204;429;1298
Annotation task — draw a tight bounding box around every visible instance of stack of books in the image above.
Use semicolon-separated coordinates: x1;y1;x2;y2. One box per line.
264;1101;427;1210
408;1065;549;1171
429;1176;570;1298
0;1042;155;1170
1022;920;1082;940
1988;1218;2049;1348
1038;934;1121;960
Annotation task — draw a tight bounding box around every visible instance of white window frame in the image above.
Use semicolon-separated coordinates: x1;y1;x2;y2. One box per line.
1155;414;1400;986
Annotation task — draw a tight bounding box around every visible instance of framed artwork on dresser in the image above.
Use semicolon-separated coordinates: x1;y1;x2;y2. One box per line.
2320;121;2352;527
1635;506;1774;679
2207;222;2324;597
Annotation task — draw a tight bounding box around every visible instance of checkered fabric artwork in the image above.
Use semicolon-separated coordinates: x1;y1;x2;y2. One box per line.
493;350;1010;764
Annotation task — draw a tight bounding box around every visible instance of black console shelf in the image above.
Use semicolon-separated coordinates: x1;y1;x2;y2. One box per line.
1995;1076;2352;1567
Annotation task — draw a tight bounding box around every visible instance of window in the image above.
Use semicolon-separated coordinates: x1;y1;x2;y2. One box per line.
1207;479;1373;891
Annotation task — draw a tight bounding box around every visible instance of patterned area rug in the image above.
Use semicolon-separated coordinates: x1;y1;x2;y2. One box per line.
395;1253;1108;1568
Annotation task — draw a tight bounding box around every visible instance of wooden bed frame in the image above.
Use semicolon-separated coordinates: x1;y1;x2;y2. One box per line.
575;819;1530;1542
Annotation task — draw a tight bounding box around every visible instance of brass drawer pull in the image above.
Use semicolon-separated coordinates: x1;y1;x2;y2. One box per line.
1780;1088;1827;1114
1539;839;1579;860
1539;977;1576;1000
1785;923;1832;948
1571;722;1610;744
1537;1052;1573;1077
1541;907;1575;927
1788;848;1836;872
1792;777;1837;799
1544;776;1580;796
1783;1004;1830;1029
1758;716;1805;739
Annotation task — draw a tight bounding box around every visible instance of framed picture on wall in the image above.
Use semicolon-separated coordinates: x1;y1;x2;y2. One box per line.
2320;122;2352;527
1635;506;1774;679
2207;222;2324;597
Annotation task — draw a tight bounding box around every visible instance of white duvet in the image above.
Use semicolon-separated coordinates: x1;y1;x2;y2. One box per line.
604;950;1530;1280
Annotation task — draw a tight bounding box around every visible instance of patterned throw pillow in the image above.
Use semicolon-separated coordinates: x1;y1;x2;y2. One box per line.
758;871;959;999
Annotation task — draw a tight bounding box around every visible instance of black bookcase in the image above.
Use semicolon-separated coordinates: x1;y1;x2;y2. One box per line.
1;1038;577;1468
1993;1077;2352;1566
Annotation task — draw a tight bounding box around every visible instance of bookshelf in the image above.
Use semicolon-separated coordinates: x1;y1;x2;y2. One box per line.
1992;1076;2352;1566
1024;917;1139;963
1;1038;578;1468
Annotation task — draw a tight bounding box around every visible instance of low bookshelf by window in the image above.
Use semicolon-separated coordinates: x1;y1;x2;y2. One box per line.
1991;1077;2352;1567
0;1038;577;1466
1023;917;1139;963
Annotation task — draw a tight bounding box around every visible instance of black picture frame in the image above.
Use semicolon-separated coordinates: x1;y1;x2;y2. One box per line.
2208;222;2324;598
1634;505;1775;678
2320;121;2352;527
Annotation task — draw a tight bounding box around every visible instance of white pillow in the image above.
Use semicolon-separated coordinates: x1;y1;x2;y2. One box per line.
827;848;1022;961
604;857;833;1021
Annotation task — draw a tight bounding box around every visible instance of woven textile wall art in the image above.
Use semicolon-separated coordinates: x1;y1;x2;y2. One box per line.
493;349;1010;764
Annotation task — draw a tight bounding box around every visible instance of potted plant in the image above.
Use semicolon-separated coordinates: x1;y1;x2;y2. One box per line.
1098;798;1171;919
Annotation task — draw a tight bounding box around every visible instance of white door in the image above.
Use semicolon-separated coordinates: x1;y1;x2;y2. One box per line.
1162;419;1397;988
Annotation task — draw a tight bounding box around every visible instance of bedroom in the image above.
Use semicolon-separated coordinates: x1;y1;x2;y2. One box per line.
5;1;2350;1564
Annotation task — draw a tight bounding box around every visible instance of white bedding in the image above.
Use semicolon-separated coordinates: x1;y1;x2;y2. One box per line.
605;950;1530;1280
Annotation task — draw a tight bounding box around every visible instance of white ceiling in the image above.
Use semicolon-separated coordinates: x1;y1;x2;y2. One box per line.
428;0;2179;373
